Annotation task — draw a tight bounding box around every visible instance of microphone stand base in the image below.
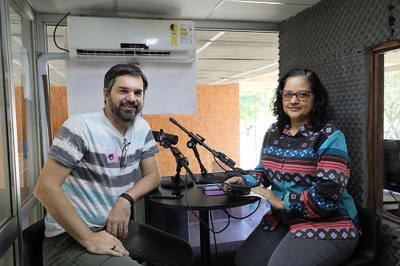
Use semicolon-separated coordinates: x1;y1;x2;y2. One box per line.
199;172;227;184
160;176;194;189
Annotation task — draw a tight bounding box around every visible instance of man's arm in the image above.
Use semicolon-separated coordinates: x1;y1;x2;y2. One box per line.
106;155;161;237
34;157;128;256
130;155;161;199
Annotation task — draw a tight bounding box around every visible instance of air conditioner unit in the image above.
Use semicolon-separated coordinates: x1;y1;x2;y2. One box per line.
66;16;195;63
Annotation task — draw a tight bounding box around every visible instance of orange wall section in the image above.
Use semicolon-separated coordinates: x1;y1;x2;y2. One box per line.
50;86;69;137
144;83;240;177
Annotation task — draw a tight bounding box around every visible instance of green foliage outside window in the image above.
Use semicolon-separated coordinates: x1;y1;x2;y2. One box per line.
240;91;275;135
384;70;400;140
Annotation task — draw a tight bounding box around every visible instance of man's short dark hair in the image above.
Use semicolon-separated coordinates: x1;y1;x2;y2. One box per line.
103;64;148;95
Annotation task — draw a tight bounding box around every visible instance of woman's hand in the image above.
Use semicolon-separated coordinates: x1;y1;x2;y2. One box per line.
252;186;285;210
224;176;245;185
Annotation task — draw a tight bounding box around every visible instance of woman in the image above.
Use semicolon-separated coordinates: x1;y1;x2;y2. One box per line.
226;69;359;266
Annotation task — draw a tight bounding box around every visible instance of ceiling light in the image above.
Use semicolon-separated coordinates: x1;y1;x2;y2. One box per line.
197;42;212;54
231;62;278;78
210;31;225;41
225;0;284;5
196;31;225;54
212;78;230;85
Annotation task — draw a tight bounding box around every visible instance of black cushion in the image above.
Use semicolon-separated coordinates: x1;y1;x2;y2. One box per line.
23;219;45;266
342;207;382;266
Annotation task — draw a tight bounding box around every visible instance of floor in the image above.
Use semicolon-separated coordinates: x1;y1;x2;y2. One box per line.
192;249;237;266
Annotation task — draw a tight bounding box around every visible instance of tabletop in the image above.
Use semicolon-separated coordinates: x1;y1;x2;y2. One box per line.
146;183;259;211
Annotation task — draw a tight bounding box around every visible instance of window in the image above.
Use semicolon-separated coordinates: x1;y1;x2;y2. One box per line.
0;2;40;262
0;14;12;229
9;6;39;204
370;41;400;222
45;25;68;137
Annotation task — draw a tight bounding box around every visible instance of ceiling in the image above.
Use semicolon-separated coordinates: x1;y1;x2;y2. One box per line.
26;0;322;87
27;0;321;22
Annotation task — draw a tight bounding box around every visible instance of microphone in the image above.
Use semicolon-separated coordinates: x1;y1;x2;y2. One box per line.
225;170;248;177
152;130;179;147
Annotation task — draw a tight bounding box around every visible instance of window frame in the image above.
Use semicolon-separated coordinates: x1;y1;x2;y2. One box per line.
369;41;400;223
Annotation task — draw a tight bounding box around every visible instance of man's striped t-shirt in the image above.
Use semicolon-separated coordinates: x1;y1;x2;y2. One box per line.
44;110;159;237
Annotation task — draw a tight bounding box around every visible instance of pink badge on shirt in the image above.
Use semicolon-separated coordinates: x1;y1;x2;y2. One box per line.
106;147;119;164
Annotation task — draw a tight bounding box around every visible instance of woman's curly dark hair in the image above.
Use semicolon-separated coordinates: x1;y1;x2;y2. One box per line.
272;69;334;132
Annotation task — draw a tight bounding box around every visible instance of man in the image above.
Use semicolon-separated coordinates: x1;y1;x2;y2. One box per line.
34;64;193;266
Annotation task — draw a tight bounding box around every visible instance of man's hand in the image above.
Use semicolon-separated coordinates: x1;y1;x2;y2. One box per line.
83;230;129;256
106;197;132;238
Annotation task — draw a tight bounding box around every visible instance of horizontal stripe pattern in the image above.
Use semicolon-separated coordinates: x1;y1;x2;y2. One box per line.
45;111;159;237
248;122;358;239
290;219;354;231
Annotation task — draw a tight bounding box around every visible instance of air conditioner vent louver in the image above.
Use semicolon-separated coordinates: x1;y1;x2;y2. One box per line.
76;49;172;57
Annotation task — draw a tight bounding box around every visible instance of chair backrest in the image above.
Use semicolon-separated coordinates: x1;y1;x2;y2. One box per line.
22;219;45;266
342;207;382;266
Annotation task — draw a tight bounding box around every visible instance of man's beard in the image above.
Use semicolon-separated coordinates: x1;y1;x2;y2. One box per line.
109;97;143;122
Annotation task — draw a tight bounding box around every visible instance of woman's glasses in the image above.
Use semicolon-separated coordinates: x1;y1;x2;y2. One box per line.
281;90;311;101
120;139;131;168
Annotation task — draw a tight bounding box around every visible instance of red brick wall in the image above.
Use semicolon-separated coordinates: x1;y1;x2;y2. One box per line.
144;83;240;176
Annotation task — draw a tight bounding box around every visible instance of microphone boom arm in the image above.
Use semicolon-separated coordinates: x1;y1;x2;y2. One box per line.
169;117;247;174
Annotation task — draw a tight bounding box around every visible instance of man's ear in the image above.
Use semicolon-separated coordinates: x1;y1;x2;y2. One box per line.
103;88;109;105
103;88;108;101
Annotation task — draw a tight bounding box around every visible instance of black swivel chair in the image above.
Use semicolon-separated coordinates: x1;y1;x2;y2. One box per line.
342;207;382;266
22;219;45;266
22;203;137;266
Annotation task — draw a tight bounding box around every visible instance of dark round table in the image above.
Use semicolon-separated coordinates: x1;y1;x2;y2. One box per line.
146;183;259;266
